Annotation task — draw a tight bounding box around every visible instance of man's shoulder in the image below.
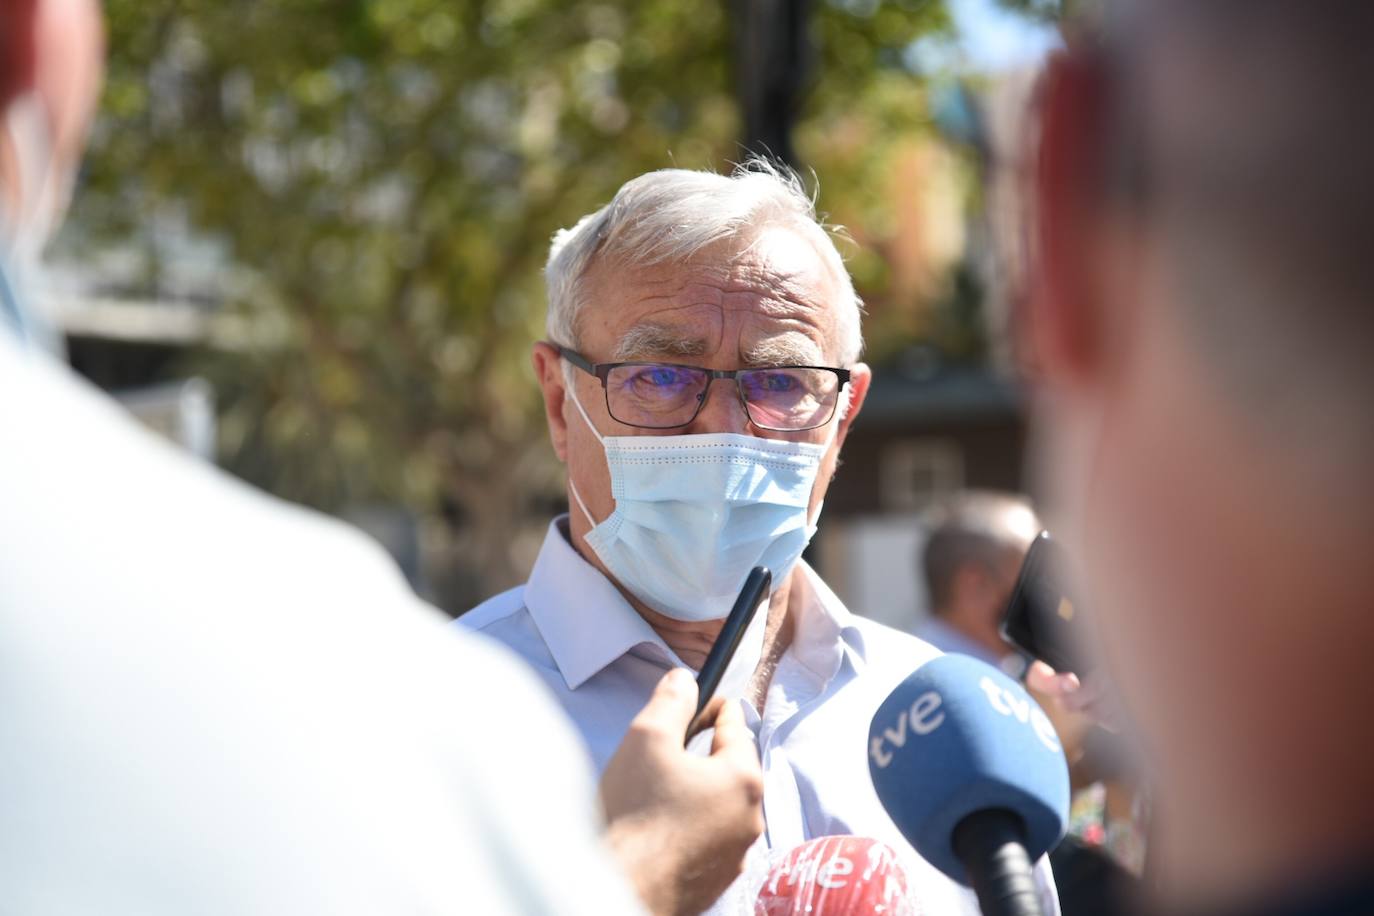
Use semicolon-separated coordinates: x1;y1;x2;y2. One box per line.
850;615;942;659
847;615;943;680
452;585;566;680
457;585;529;632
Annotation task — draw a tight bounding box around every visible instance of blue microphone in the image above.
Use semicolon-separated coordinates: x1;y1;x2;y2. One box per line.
868;654;1070;916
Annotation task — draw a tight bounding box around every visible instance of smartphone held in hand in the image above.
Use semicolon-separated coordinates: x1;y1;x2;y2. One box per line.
1000;532;1090;676
685;566;771;744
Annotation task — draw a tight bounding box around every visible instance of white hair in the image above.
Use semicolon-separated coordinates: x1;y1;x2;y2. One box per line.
544;161;865;365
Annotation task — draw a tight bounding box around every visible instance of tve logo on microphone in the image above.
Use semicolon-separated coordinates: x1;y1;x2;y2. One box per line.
866;654;1071;885
870;654;1060;770
976;675;1061;754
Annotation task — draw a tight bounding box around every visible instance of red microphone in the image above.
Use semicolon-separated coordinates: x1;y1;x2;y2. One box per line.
754;836;921;916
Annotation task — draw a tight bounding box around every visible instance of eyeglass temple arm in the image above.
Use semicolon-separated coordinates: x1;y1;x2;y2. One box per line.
555;345;597;376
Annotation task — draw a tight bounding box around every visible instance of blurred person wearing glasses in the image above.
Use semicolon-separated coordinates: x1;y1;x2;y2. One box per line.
459;165;1060;914
1022;1;1374;914
0;2;767;913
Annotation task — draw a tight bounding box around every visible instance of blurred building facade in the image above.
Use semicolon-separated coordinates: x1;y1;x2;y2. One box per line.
811;67;1041;635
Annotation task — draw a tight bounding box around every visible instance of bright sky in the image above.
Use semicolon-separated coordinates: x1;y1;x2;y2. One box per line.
957;0;1060;69
911;0;1061;74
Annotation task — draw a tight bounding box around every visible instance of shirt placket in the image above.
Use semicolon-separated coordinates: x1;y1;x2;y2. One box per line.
755;655;826;850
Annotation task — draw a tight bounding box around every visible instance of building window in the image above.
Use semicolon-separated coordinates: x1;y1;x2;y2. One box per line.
881;438;965;511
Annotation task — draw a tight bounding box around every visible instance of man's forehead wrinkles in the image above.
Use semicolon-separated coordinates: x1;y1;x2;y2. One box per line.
620;268;827;312
586;245;845;366
727;291;826;319
612;300;724;326
707;274;819;304
734;247;830;289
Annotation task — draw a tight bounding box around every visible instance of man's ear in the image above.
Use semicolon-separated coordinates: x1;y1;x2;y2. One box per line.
531;342;569;463
1027;48;1112;384
835;362;871;449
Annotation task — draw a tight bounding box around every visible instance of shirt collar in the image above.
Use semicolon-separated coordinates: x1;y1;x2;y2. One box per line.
524;516;677;690
524;516;870;692
788;561;869;683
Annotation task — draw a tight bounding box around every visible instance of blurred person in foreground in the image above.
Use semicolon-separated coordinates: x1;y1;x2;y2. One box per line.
458;165;1060;914
916;489;1041;677
0;2;764;913
1023;1;1374;913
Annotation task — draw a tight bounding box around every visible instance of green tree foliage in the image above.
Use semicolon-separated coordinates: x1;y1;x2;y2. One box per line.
66;0;961;607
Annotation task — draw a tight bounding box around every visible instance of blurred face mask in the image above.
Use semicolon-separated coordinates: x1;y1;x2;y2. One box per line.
1;92;74;264
0;247;24;341
565;379;833;624
0;94;71;354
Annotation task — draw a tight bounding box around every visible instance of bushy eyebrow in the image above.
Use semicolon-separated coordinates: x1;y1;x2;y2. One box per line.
612;324;711;361
740;336;824;367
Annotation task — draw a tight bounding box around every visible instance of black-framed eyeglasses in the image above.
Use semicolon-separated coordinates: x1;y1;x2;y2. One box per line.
558;346;850;432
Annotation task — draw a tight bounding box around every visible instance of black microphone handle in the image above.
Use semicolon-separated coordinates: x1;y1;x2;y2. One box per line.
952;809;1045;916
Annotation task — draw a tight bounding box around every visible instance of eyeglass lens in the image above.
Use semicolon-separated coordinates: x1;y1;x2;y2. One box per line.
604;364;840;430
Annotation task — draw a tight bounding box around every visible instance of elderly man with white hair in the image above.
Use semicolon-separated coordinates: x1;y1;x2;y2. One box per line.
460;163;1060;913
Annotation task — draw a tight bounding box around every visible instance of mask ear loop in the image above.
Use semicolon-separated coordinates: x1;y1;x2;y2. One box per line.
0;256;26;343
567;476;598;530
3;94;62;262
562;361;607;528
801;384;849;528
565;374;606;446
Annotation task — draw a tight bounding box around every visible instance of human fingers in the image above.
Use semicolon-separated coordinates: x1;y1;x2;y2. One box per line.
1061;675;1109;714
630;667;699;743
708;697;762;776
685;691;735;745
1026;659;1082;696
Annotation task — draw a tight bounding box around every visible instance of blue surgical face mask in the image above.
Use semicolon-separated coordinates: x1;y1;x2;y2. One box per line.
566;382;833;623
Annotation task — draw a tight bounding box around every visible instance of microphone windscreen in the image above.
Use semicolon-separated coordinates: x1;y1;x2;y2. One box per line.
867;653;1070;884
753;836;920;916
